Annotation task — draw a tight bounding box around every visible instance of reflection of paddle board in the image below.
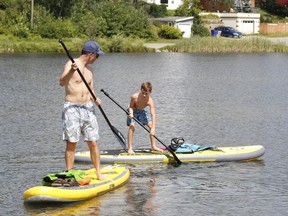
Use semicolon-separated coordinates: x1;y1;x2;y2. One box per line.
75;145;265;164
23;165;130;203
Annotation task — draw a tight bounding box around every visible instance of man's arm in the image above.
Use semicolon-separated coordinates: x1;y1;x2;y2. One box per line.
59;61;76;87
89;78;101;106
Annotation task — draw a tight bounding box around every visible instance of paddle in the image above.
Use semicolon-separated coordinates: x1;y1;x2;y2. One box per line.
58;38;127;151
100;89;182;165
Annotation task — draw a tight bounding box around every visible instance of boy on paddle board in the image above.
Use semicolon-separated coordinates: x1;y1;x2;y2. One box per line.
127;82;163;154
60;41;105;180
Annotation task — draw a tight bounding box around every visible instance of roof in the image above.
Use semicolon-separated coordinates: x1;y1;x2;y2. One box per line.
151;16;194;23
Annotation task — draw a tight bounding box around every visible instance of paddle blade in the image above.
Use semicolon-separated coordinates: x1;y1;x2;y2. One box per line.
111;125;127;151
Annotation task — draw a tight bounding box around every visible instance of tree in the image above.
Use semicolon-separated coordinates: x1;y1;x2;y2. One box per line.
174;0;192;16
276;0;288;6
174;0;203;22
259;0;288;17
149;3;167;17
0;0;31;36
70;0;150;38
36;0;74;18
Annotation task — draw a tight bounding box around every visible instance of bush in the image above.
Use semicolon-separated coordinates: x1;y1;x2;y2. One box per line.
159;25;182;39
11;23;30;38
106;35;124;53
166;10;175;16
143;24;160;41
103;36;147;53
192;23;211;37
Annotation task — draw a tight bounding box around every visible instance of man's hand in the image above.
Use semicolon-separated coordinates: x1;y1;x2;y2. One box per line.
94;97;101;106
70;62;77;72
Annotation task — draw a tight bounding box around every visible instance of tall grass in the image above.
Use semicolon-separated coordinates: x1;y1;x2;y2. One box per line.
100;36;148;53
166;36;288;53
0;35;287;53
0;35;149;53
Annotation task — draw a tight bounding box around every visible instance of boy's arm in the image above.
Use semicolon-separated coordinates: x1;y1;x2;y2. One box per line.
128;96;135;118
149;99;156;135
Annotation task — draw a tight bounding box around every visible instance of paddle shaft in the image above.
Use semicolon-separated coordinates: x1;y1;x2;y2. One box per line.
101;89;182;164
58;39;127;150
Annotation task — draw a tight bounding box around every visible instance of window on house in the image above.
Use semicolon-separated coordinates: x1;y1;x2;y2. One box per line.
161;0;168;3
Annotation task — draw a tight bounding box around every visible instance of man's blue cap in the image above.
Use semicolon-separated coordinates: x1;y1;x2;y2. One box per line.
83;41;105;56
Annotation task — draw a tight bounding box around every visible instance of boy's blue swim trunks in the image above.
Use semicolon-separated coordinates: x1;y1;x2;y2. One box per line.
127;108;151;126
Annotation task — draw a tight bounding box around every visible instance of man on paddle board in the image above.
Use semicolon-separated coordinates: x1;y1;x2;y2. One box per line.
127;82;163;154
60;41;105;180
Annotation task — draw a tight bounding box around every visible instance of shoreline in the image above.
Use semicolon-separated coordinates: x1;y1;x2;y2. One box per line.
143;43;175;51
243;36;288;44
0;36;287;53
143;36;288;49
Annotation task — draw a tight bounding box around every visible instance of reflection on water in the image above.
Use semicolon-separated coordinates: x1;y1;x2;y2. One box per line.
1;53;288;216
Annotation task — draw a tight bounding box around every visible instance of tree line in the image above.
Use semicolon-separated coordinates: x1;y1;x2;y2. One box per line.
0;0;287;40
0;0;155;39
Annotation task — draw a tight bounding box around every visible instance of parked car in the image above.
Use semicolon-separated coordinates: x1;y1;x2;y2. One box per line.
214;26;242;38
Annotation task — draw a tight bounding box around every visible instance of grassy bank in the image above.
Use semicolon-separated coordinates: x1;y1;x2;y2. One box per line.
166;36;288;53
0;35;287;53
0;35;150;53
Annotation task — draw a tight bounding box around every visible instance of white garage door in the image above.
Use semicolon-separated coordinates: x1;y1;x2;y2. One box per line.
177;24;191;38
242;20;254;34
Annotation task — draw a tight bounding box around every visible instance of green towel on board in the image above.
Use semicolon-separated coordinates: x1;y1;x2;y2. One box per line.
42;169;86;186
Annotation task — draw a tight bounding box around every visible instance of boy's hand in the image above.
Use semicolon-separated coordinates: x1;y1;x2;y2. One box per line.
128;109;133;119
128;113;134;119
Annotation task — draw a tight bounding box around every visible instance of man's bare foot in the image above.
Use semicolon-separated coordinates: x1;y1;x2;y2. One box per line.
96;173;106;181
151;147;163;152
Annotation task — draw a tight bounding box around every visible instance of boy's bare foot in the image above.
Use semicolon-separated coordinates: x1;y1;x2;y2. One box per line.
151;147;163;152
128;149;135;154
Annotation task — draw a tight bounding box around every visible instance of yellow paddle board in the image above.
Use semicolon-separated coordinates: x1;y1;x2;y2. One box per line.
75;145;265;164
23;165;130;203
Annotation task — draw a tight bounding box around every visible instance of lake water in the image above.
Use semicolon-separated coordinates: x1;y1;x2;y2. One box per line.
0;52;287;216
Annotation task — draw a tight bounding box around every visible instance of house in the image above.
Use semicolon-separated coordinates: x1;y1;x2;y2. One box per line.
144;0;184;10
219;12;260;34
153;16;194;38
144;0;260;35
201;12;260;34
